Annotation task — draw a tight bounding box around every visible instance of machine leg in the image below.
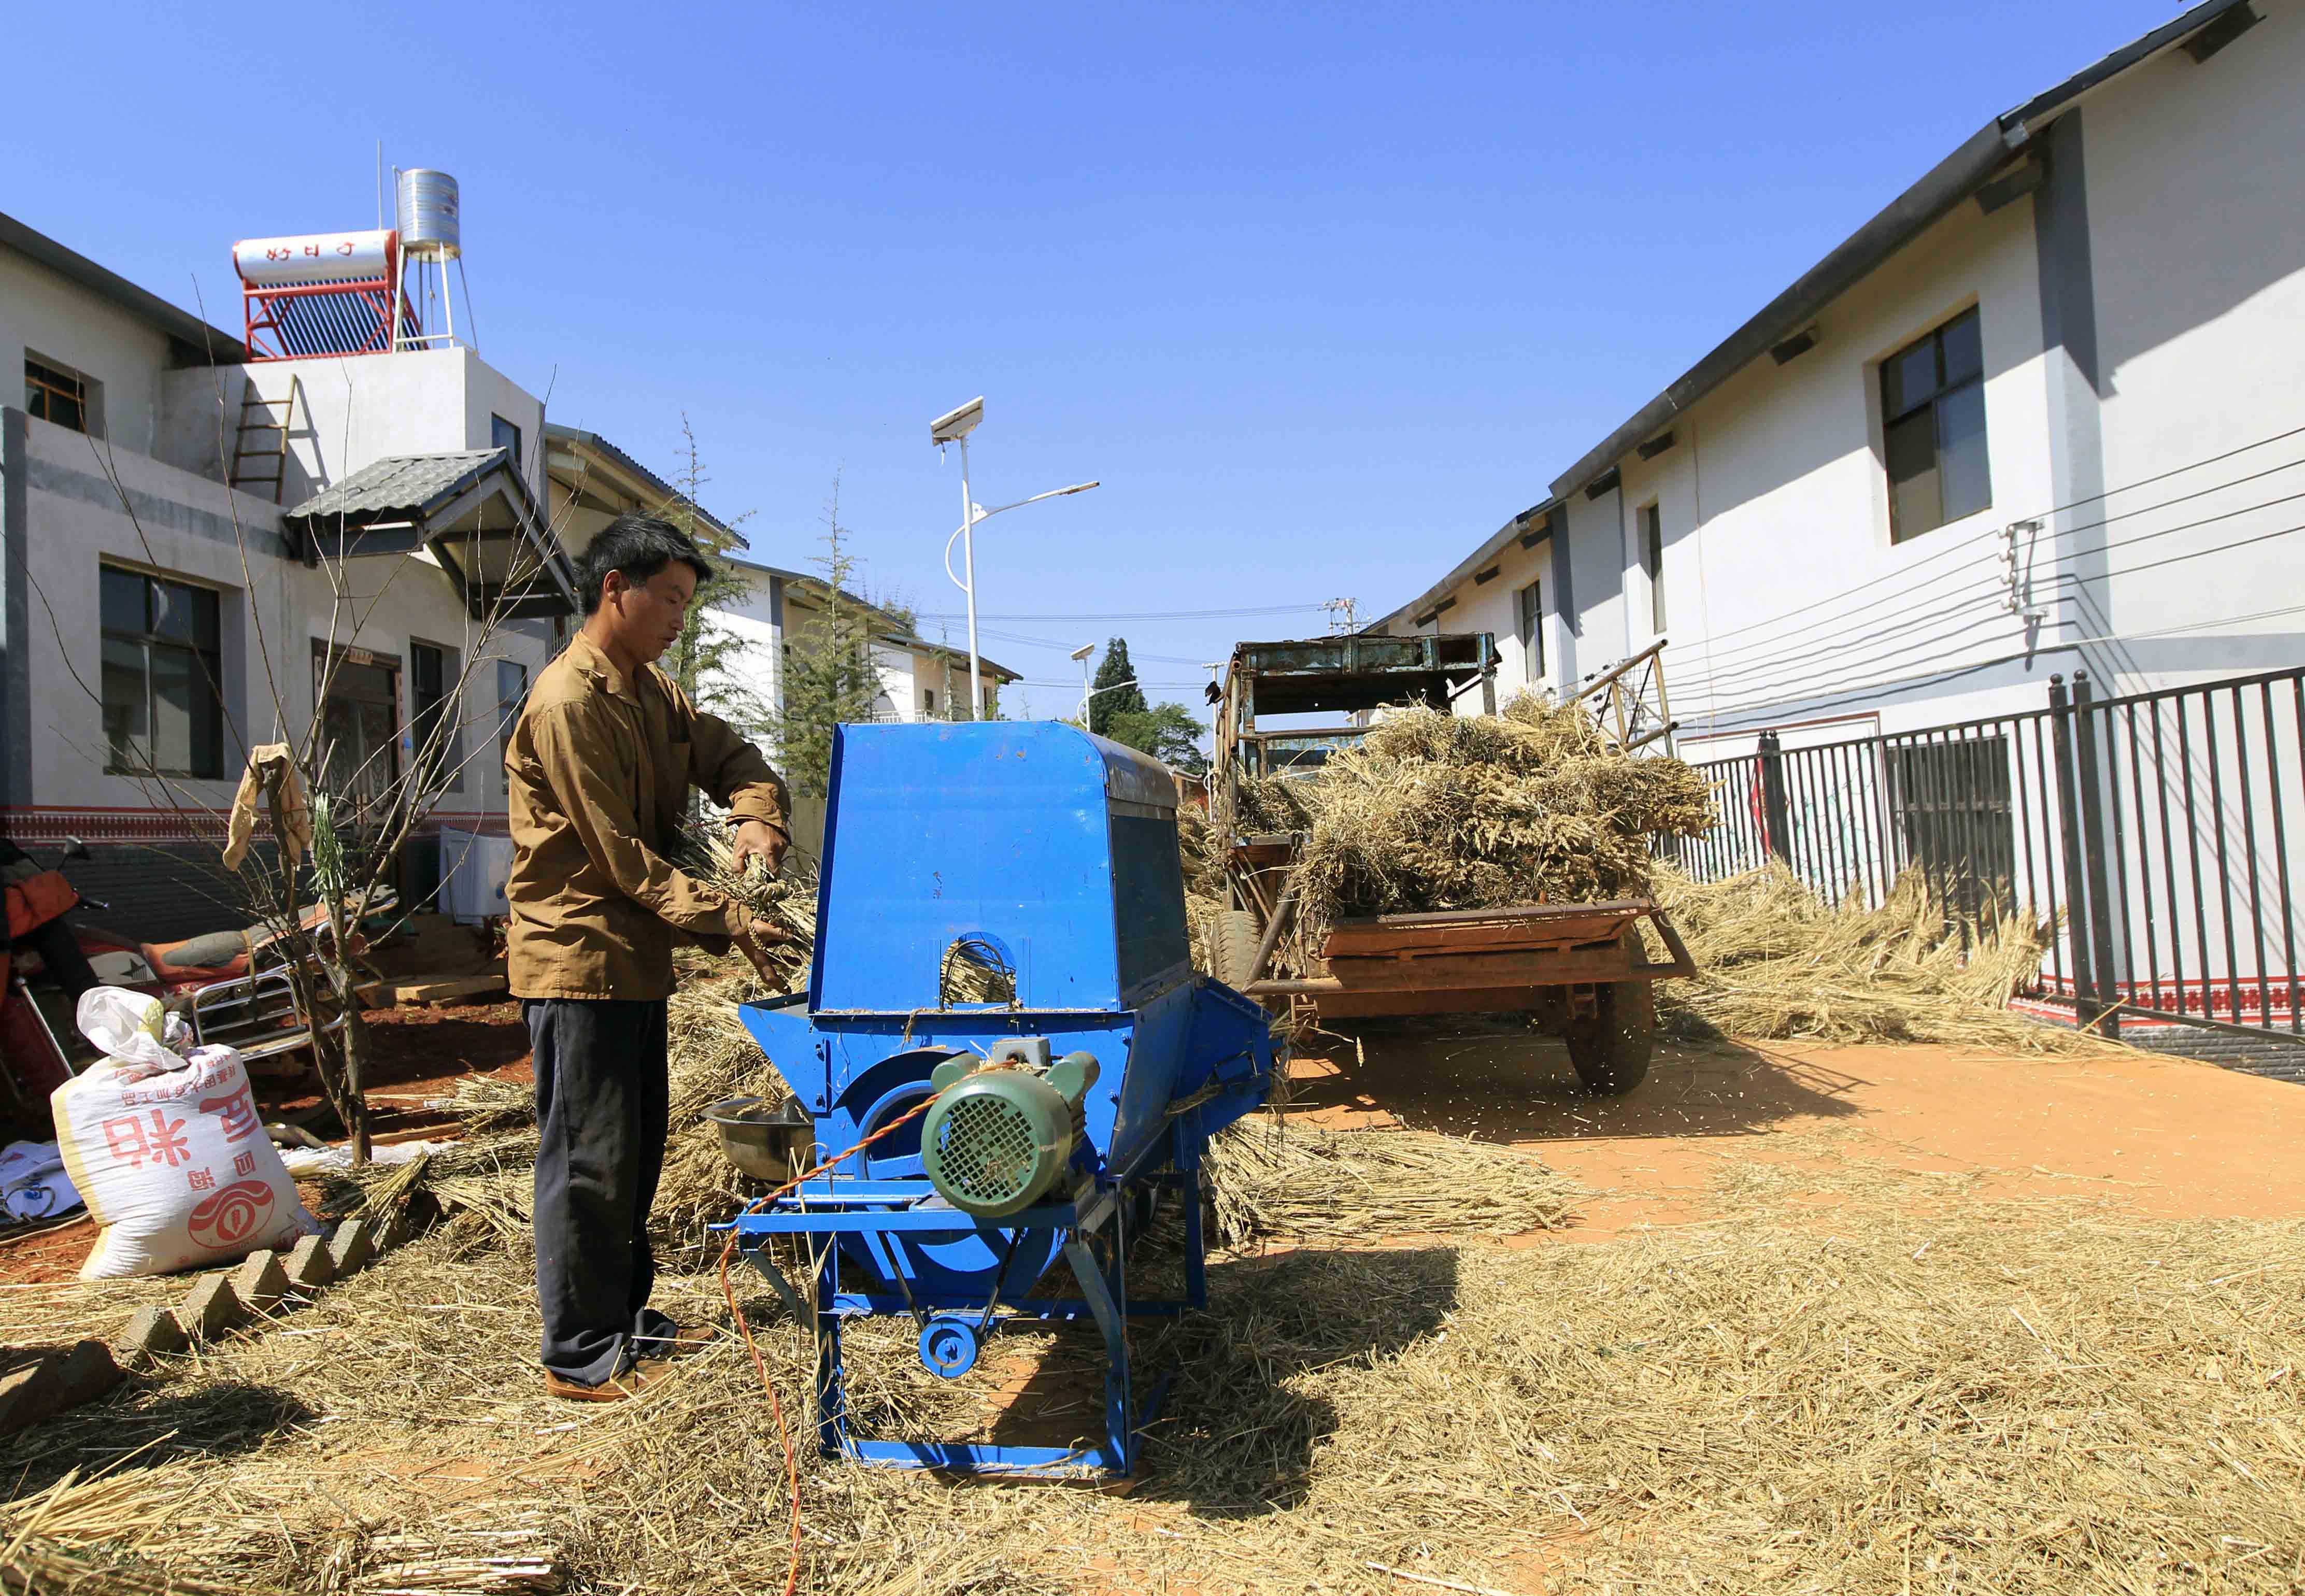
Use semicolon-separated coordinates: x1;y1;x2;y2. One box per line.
740;1245;813;1326
1061;1234;1134;1471
815;1247;847;1460
1182;1159;1208;1310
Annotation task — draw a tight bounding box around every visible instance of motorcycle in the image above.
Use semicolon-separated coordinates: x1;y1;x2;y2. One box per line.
1;839;392;1120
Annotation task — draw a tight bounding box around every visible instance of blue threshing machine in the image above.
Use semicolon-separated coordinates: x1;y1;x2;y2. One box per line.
714;721;1277;1478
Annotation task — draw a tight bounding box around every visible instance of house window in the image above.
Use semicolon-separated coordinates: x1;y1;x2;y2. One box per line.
101;567;223;778
1514;580;1544;679
1639;504;1665;634
491;413;522;468
1882;307;1990;542
312;642;401;819
25;356;93;434
496;659;529;779
921;688;936;719
410;641;462;795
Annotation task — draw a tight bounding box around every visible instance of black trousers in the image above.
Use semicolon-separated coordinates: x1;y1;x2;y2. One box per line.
527;998;680;1384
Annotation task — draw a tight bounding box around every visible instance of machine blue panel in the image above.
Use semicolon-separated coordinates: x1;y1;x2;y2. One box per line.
813;722;1186;1013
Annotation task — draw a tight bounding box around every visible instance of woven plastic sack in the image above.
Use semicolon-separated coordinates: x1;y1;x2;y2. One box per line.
53;988;318;1279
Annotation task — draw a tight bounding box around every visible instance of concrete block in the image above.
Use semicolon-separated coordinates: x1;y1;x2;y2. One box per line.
0;1341;124;1436
118;1305;190;1363
284;1233;336;1293
233;1250;291;1316
178;1273;249;1343
325;1218;374;1277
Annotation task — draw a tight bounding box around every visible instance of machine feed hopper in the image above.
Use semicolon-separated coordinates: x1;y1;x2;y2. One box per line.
717;721;1276;1477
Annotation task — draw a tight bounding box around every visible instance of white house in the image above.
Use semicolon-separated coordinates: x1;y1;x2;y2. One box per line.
714;559;1016;730
2;208;575;934
1381;0;2303;761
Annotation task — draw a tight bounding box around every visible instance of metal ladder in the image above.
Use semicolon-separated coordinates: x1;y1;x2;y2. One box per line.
229;374;301;503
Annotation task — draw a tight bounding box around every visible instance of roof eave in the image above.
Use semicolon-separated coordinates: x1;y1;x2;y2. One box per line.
0;210;249;365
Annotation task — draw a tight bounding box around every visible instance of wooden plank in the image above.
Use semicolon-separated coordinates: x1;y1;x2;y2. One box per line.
1325;944;1632;990
1323;915;1638;957
393;968;508;1005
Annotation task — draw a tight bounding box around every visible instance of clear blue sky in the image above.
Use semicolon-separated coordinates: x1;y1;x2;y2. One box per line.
17;1;2177;716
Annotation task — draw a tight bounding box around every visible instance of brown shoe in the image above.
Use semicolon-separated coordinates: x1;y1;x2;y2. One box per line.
543;1358;673;1403
634;1322;718;1358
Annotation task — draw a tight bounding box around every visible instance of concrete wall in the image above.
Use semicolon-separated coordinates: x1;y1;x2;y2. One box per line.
198;348;549;509
0;246;180;460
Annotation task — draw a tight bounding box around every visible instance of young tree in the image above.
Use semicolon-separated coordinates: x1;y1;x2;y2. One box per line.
1088;637;1148;736
775;481;885;797
656;416;770;741
1105;702;1209;773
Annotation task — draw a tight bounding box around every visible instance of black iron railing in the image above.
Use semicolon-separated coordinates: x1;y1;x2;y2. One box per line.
1671;665;2305;1043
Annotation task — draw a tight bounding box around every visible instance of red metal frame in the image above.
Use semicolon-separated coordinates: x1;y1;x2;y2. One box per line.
240;232;419;362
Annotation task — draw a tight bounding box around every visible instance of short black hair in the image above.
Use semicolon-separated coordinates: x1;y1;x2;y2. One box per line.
576;514;714;614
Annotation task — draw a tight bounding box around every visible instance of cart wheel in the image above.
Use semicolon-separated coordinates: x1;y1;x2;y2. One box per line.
1562;980;1654;1096
1214;910;1263;988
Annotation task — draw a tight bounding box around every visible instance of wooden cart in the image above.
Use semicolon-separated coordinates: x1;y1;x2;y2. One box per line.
1207;634;1697;1096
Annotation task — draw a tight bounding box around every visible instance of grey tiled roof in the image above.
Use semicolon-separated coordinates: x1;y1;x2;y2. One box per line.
283;450;508;523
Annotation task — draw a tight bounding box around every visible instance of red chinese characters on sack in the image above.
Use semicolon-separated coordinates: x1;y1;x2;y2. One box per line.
232;1148;258;1178
198;1084;260;1144
188;1180;276;1249
99;1110;193;1171
188;1168;216;1192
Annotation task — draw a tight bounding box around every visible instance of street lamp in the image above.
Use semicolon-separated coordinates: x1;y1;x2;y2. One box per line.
932;396;1100;720
1070;642;1097;725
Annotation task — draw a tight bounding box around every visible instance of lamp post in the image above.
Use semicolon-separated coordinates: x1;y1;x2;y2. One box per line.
1071;642;1097;725
931;396;1099;720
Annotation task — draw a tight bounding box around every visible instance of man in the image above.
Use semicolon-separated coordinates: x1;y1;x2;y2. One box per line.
505;514;790;1402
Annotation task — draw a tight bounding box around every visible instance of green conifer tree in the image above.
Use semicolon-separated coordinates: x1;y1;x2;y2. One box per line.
1088;637;1149;736
776;481;885;797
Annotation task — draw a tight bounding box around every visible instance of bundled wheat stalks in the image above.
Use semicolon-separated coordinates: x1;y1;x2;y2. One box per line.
1653;862;2117;1051
1225;695;1713;955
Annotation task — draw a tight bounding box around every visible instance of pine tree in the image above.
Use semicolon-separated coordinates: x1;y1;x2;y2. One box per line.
1088;636;1148;736
776;481;885;796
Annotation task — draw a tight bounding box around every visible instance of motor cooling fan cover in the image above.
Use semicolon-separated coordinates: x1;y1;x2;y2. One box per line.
921;1071;1075;1219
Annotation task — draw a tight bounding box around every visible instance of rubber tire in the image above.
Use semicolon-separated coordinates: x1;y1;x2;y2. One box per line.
1214;910;1264;988
1562;980;1655;1096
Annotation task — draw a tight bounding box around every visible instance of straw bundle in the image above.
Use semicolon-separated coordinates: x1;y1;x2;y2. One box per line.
1652;862;2117;1051
1231;696;1713;955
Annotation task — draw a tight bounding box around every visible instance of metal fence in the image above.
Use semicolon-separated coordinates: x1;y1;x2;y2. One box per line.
1671;665;2305;1043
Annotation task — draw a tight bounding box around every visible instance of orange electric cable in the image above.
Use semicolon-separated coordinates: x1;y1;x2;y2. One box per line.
714;1094;940;1596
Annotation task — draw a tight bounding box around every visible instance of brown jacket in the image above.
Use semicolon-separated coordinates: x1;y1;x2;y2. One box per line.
505;632;788;1001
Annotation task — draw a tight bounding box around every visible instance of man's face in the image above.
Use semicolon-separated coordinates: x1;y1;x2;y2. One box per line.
605;563;698;664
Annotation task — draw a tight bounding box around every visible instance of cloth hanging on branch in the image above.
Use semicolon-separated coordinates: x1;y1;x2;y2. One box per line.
221;743;313;871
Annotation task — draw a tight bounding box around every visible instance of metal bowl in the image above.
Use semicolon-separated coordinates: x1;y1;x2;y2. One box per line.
705;1096;814;1184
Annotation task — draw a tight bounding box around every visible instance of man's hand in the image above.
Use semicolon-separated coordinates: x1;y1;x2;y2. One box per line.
731;820;787;877
731;910;791;987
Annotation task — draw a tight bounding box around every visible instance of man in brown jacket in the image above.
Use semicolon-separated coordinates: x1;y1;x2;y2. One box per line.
504;514;790;1401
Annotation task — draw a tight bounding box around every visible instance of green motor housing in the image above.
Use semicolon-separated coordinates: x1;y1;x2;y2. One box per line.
921;1050;1101;1219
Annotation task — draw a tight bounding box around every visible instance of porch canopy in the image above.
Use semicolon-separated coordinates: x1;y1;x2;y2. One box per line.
282;449;579;620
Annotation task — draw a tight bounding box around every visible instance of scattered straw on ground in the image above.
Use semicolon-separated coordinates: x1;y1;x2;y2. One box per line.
1204;1119;1584;1248
8;1152;2302;1594
1653;861;2124;1052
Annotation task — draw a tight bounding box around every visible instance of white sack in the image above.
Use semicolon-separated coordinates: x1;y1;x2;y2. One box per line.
54;987;317;1279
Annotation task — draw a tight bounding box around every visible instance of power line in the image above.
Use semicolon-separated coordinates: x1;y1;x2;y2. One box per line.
915;602;1329;623
1692;474;2305;688
1682;425;2305;658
